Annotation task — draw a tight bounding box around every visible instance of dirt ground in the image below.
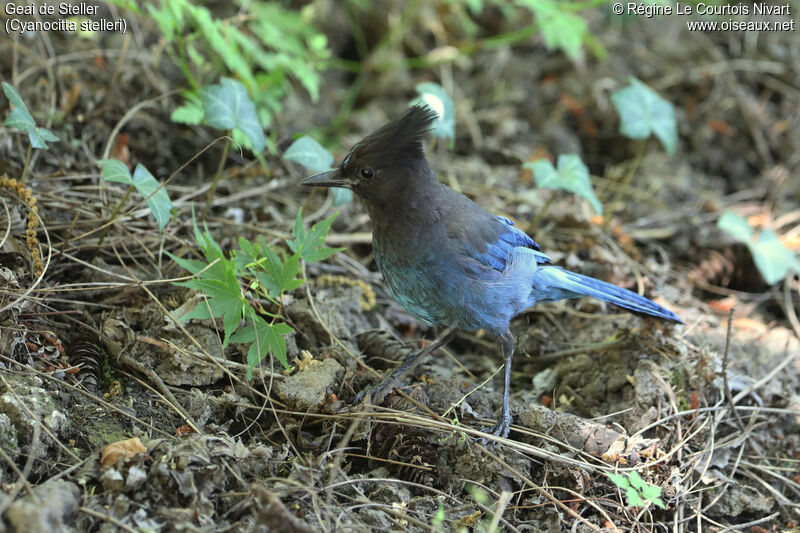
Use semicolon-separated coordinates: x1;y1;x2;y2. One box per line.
1;1;799;532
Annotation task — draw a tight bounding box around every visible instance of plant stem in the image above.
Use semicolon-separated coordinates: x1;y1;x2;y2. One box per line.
176;35;199;91
530;193;558;233
202;135;231;219
331;0;421;131
603;138;647;230
20;142;32;182
98;184;134;248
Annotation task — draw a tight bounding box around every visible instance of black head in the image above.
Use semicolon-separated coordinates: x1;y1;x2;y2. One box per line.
301;105;438;202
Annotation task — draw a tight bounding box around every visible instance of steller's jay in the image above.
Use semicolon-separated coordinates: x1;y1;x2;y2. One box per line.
302;105;682;438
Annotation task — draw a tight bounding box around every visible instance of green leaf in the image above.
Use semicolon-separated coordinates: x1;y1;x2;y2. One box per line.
285;135;351;205
275;253;302;291
639;482;666;509
235;236;304;298
145;0;187;41
607;472;630;490
627;470;645;489
611;471;666;510
523;0;588;61
167;215;302;378
100;160;173;231
611;77;677;155
284;135;334;172
541;11;586;61
233;236;261;272
165;251;208;276
176;257;245;348
717;210;754;242
2;82;60;150
98;158;132;184
751;229;800;285
131;164;173;231
255;248;297;297
193;218;225;263
718;211;800;285
200;77;266;153
231;313;294;376
171;91;204;125
332;188;353;206
413;82;455;141
527;154;602;214
625;487;644;508
287;209;344;263
245;2;328;101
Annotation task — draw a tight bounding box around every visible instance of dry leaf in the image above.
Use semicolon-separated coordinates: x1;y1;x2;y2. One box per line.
100;437;147;466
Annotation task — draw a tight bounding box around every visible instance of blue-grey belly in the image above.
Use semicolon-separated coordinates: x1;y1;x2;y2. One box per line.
373;245;538;333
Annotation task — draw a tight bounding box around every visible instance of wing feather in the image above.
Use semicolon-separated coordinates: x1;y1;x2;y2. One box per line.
446;210;550;274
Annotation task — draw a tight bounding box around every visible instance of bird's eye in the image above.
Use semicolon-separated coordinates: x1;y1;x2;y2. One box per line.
360;168;374;179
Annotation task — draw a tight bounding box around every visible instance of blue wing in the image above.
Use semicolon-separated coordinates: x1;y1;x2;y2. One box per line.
447;210;551;274
483;216;551;270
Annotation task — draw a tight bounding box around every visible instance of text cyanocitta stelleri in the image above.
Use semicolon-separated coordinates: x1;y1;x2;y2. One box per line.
302;105;682;438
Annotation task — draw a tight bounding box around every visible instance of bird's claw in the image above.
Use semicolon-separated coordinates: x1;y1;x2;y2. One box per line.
476;413;513;444
353;377;396;406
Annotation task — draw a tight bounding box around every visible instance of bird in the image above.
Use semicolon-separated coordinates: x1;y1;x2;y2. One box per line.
302;105;682;438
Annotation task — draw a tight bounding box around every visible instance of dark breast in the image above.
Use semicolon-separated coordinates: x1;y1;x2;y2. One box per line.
371;217;497;331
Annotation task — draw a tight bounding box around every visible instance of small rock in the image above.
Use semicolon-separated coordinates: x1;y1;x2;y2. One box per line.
5;479;81;533
276;358;343;411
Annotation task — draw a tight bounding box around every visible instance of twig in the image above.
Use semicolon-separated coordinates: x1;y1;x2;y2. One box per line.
732;345;797;405
783;273;800;340
720;308;745;431
116;354;199;433
487;491;514;533
716;512;781;532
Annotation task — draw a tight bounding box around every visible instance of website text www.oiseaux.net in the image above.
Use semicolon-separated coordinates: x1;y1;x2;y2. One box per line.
620;3;796;32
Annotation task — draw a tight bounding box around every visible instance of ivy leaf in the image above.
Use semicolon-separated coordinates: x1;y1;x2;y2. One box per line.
413;82;456;142
200;77;266;153
527;154;602;214
129;165;173;231
750;229;800;285
718;210;800;285
97;158;130;183
98;160;173;231
611;77;677;155
285;135;351;205
287;209;344;263
284;135;333;172
331;187;353;206
2;82;60;150
717;210;753;242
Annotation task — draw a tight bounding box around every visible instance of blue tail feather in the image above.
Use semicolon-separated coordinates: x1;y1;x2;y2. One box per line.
531;267;683;323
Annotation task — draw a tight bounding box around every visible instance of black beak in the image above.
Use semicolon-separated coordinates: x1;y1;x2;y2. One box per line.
300;170;348;188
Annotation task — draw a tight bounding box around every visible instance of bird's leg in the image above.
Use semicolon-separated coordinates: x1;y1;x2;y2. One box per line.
483;330;515;438
354;327;456;405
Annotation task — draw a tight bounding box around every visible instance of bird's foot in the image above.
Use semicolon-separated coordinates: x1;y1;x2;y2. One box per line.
477;412;513;443
353;375;397;406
